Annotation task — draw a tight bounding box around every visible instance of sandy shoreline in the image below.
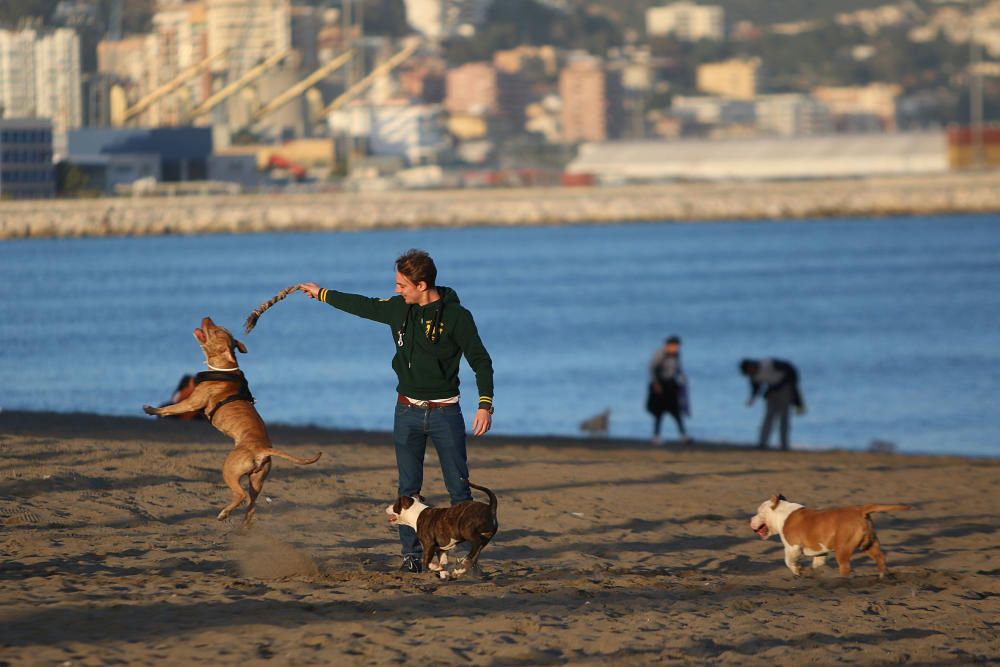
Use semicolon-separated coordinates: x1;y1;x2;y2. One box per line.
1;410;997;665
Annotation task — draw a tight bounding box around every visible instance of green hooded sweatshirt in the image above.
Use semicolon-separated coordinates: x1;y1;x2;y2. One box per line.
318;286;494;410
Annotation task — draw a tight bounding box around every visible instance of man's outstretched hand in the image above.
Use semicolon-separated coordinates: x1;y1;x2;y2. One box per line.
298;282;320;299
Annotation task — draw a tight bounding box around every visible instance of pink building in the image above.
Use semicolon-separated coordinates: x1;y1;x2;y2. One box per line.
559;59;623;142
446;61;531;130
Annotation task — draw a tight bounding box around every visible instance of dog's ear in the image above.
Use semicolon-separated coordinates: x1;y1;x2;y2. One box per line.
234;338;247;354
770;494;784;510
400;497;415;510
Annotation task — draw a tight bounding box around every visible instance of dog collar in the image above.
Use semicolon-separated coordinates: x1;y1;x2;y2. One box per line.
206;363;239;372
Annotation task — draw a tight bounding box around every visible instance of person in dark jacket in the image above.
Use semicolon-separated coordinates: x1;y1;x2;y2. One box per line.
298;249;494;573
646;335;690;445
739;358;805;450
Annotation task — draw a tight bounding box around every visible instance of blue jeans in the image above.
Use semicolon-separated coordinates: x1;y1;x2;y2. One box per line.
760;384;794;450
393;401;472;557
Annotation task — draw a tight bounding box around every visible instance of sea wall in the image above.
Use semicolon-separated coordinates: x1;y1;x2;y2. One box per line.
1;171;999;240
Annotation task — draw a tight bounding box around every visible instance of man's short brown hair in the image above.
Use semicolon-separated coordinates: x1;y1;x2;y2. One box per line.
396;249;437;287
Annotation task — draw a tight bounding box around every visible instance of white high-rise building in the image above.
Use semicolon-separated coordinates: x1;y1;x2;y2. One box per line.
207;0;291;77
0;28;82;135
646;2;724;41
0;29;38;119
151;2;208;125
403;0;491;40
34;28;83;135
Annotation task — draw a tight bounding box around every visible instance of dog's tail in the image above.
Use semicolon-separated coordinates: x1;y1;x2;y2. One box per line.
262;448;322;465
244;285;300;334
467;480;498;531
861;504;912;517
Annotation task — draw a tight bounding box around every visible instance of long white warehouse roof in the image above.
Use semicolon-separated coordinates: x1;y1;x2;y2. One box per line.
566;132;949;181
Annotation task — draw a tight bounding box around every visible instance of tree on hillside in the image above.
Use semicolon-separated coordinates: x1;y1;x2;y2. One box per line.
362;0;410;37
443;0;622;65
0;0;60;27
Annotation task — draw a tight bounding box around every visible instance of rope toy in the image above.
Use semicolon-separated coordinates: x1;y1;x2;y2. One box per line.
244;285;300;334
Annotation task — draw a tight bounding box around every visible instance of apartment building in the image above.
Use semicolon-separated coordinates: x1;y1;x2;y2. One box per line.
671;95;756;126
755;94;833;137
646;2;724;41
151;2;209;125
0;28;82;137
207;0;291;76
97;36;157;91
696;57;760;100
444;60;531;129
445;62;499;116
0;29;38;119
812;83;902;132
559;58;624;142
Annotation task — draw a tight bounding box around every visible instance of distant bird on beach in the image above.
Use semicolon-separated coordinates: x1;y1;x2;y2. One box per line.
579;409;610;438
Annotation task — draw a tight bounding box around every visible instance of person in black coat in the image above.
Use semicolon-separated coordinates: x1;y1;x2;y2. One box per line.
646;336;691;445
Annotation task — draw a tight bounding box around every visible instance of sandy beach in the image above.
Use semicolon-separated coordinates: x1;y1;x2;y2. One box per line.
1;409;997;666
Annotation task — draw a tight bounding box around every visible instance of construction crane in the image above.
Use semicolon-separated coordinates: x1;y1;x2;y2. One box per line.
249;49;354;124
186;49;293;120
316;39;420;121
116;51;227;125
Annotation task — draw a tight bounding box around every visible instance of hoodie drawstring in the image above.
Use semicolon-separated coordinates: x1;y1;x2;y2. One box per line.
396;303;444;368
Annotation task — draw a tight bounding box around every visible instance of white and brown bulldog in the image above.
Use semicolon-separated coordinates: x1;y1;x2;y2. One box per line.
750;494;911;578
386;481;498;580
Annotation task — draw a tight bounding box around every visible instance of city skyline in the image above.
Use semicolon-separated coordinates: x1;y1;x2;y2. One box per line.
1;0;997;198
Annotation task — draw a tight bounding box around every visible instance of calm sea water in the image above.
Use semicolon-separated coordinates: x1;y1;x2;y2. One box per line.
1;214;998;456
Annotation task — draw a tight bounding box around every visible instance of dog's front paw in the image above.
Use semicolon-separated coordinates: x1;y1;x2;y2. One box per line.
143;405;158;416
437;570;450;580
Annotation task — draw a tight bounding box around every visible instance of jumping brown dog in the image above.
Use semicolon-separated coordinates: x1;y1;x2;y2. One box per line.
144;317;321;527
750;494;911;577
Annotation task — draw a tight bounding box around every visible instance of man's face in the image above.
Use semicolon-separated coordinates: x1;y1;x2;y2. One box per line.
395;272;426;304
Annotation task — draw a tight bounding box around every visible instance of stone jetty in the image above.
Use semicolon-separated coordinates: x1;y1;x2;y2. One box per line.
1;171;998;240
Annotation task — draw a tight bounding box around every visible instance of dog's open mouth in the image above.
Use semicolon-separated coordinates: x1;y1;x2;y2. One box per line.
754;525;769;539
387;515;398;524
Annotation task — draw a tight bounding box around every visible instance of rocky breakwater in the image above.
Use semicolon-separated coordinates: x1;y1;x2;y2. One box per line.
2;172;999;240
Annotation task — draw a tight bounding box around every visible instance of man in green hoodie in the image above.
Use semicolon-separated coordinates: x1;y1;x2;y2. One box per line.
297;249;494;573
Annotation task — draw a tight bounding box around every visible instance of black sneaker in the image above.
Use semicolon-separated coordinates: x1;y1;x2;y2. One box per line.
399;555;422;573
